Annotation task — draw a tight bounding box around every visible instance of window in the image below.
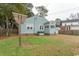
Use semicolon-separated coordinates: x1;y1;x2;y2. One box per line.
51;25;54;28
42;27;43;30
45;26;49;28
27;27;32;30
40;26;43;30
27;27;29;29
45;26;46;28
30;27;32;29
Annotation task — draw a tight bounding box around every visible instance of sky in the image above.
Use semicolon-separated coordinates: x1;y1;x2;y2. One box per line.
1;0;79;21
32;3;79;21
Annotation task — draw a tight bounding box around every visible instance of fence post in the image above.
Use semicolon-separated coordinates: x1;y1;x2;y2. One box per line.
18;24;21;46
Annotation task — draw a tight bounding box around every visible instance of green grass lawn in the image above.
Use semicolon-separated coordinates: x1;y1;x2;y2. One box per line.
0;36;79;56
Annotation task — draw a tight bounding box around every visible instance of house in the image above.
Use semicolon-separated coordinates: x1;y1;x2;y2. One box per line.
44;21;59;35
20;16;47;34
20;16;59;35
60;19;79;35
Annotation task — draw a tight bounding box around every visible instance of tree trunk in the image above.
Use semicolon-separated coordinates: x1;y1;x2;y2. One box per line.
6;16;9;36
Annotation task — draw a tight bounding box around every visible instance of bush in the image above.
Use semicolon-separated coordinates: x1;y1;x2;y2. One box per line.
37;31;44;33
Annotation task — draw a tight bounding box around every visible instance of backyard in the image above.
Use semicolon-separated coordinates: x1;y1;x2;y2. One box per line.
0;34;79;56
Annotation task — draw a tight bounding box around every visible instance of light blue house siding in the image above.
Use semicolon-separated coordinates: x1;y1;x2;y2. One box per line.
44;21;59;34
20;16;48;34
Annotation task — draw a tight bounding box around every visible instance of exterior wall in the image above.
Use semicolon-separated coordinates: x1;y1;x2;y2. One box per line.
44;23;50;34
44;21;59;34
71;26;79;30
60;19;79;35
49;28;58;34
61;22;79;31
49;24;57;34
60;21;79;35
20;16;48;34
20;23;34;34
33;16;46;33
50;27;59;34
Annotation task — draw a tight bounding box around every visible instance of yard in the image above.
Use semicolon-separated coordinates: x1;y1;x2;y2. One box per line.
0;34;79;56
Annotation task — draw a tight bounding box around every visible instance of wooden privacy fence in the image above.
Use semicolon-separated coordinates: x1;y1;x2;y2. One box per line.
0;28;18;36
59;30;79;35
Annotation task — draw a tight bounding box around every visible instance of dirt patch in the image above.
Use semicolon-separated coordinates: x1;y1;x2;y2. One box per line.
71;48;79;52
71;47;79;55
0;35;18;40
40;43;62;51
0;36;7;40
20;42;33;48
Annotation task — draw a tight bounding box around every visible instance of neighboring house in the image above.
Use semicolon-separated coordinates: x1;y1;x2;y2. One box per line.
60;19;79;35
44;21;59;35
20;16;59;35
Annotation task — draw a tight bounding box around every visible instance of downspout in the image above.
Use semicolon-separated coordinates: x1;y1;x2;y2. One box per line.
34;17;35;34
34;16;37;34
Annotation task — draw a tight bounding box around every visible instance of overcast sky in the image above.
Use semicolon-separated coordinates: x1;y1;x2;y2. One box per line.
32;3;79;21
29;0;79;21
1;0;79;21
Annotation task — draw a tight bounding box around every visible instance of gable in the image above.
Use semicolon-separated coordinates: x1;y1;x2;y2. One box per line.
23;16;48;25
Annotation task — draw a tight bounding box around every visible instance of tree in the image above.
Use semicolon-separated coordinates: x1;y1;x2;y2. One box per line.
0;3;34;36
69;12;79;19
76;12;79;18
23;3;34;17
55;18;61;27
36;6;48;17
0;4;11;36
25;3;33;11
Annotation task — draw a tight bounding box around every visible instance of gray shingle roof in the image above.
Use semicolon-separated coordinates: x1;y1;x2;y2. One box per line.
44;21;56;24
62;19;79;23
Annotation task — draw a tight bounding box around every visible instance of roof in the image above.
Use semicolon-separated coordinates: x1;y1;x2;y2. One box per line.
44;21;56;24
23;15;48;25
26;15;48;21
62;19;79;23
71;25;79;26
